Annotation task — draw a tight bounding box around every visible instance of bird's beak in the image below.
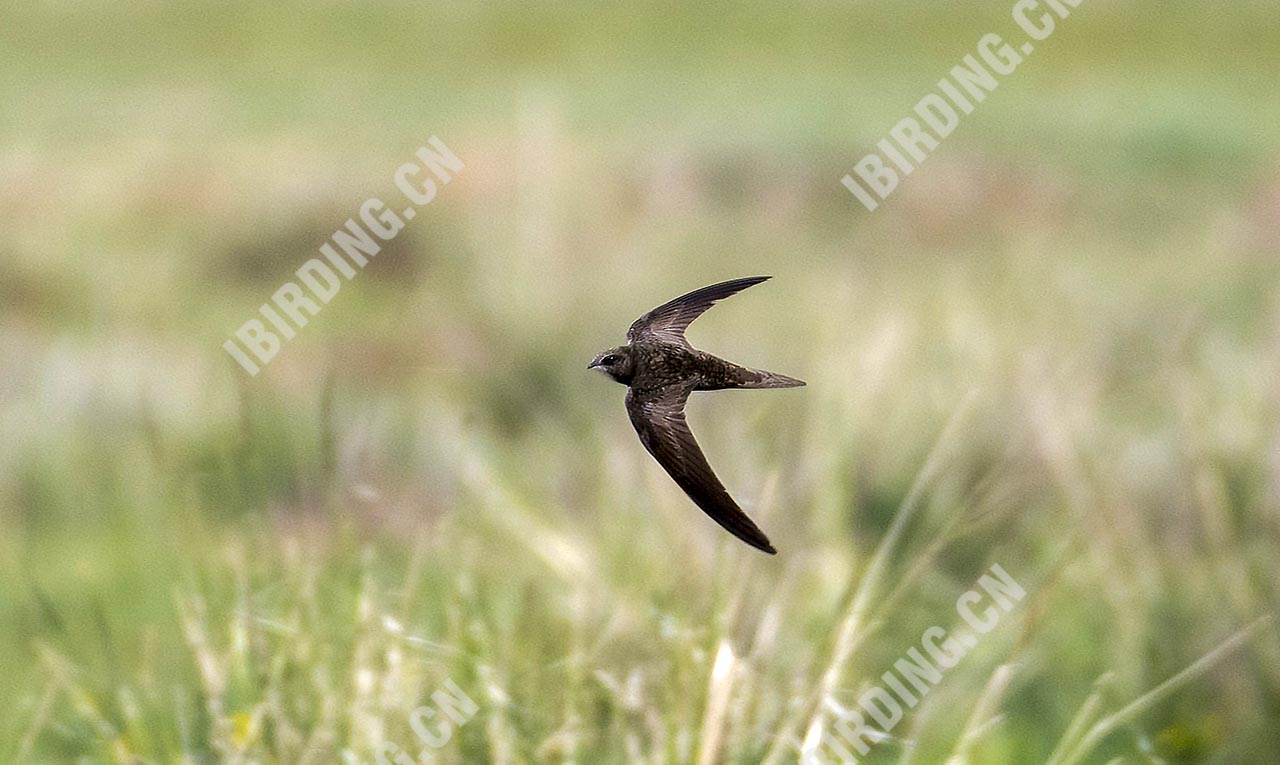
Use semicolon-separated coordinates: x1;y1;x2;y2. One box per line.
587;361;600;369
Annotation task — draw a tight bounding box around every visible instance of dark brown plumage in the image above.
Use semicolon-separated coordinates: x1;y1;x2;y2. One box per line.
589;276;805;554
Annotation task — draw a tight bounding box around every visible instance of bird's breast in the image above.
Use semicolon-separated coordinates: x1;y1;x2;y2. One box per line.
632;342;698;386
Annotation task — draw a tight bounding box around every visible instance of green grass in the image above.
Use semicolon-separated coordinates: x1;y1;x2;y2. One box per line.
2;1;1279;762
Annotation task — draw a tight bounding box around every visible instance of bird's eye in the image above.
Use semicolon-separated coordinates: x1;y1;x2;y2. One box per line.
602;355;620;365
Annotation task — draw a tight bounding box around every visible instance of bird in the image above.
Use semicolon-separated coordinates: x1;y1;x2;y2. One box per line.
588;276;805;555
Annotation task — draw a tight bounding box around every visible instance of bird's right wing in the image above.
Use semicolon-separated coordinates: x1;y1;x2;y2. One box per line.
625;384;776;554
627;276;771;345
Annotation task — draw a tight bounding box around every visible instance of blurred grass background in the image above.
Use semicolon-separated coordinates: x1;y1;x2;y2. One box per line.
1;0;1279;762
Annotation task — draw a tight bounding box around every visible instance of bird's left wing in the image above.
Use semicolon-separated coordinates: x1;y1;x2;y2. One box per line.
625;383;777;554
627;276;770;345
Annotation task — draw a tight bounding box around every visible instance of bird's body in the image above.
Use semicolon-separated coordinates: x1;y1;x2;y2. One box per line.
626;341;803;394
589;276;804;555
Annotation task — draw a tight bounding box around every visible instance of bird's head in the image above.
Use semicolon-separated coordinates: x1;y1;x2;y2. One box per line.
588;346;635;384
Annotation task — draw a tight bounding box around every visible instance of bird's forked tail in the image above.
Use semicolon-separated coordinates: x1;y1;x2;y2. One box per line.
730;367;807;389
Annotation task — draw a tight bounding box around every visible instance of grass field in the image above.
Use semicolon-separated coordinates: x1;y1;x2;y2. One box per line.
2;1;1279;762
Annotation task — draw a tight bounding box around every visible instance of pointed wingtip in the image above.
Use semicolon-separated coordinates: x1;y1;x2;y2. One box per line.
738;535;777;555
744;531;778;555
724;520;777;555
719;275;770;290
